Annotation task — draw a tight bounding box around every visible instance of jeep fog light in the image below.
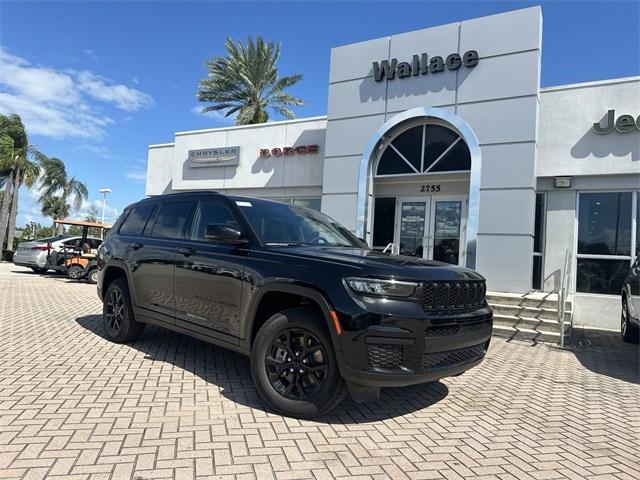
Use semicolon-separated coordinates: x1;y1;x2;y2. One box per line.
345;277;417;298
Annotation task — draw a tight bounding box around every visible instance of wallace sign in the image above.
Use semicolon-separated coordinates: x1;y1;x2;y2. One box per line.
373;50;479;82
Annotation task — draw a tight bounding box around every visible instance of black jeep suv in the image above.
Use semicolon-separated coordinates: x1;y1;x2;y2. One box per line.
97;192;492;418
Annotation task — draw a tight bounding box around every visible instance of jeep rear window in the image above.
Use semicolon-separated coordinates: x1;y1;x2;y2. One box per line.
149;201;193;240
119;204;155;236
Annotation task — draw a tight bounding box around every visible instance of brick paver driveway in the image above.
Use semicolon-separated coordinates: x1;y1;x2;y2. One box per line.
1;262;639;480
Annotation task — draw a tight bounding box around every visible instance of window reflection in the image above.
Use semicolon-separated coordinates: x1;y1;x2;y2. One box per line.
578;192;631;255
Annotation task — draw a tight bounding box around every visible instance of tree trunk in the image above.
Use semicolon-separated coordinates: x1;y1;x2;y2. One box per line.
6;167;21;250
0;168;15;252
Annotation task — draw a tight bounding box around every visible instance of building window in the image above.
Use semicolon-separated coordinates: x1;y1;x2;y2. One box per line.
375;124;470;176
272;197;322;212
576;191;636;295
292;198;321;211
532;193;545;290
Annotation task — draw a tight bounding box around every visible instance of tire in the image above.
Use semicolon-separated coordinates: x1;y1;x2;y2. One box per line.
621;297;639;343
87;268;98;284
30;267;47;274
67;265;85;280
250;307;346;419
102;278;144;343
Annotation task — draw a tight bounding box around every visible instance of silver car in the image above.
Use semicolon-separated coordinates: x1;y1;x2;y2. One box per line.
13;236;100;273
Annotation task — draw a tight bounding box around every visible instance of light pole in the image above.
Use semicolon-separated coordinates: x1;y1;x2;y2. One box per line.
99;188;112;225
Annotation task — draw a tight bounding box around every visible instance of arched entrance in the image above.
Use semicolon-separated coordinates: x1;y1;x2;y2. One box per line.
357;107;481;269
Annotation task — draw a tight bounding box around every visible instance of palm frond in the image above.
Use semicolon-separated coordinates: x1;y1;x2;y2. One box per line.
197;35;304;125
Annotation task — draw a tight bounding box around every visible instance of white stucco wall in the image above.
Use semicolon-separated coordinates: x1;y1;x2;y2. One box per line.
146;117;327;197
146;143;175;196
538;77;640;177
324;6;543;293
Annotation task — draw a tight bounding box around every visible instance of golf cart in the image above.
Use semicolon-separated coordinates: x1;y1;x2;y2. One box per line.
45;219;111;283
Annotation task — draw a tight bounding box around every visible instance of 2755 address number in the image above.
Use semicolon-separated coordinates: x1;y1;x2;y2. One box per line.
420;184;441;192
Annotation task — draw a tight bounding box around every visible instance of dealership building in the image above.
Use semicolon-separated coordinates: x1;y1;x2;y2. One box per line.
146;6;639;332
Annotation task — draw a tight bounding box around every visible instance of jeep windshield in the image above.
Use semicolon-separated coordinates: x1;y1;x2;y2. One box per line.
236;198;364;248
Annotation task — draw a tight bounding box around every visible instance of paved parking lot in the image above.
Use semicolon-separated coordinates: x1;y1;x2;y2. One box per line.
0;262;639;480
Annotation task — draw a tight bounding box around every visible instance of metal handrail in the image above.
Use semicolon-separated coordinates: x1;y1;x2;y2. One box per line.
382;243;399;255
558;249;572;347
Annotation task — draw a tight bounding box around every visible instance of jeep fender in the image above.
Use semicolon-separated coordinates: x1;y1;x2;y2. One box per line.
241;282;344;354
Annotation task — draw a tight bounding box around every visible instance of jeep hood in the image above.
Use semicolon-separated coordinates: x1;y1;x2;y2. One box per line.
273;246;484;282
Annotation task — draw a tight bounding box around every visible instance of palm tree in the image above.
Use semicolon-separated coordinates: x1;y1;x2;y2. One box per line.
0;114;41;251
197;36;304;125
6;152;40;249
38;156;88;233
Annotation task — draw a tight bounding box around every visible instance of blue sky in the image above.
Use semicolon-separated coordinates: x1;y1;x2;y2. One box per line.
1;0;638;226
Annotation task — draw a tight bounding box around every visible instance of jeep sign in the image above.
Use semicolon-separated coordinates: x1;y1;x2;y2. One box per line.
592;110;640;134
373;50;479;82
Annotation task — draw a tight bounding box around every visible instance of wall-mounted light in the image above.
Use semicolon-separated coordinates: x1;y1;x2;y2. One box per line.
554;176;572;188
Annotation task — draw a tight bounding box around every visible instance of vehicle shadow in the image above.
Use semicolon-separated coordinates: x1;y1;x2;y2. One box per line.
75;314;449;423
565;328;640;385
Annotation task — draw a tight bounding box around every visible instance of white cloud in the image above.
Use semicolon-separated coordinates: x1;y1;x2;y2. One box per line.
77;198;119;223
123;159;147;184
0;47;152;139
76;70;153;111
190;105;236;124
78;144;113;159
124;169;147;183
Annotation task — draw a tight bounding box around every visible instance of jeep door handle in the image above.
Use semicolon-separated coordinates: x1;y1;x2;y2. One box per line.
131;242;143;250
178;247;195;256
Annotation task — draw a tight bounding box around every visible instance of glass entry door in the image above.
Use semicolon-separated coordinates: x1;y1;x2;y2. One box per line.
395;197;431;257
431;199;463;265
393;195;466;264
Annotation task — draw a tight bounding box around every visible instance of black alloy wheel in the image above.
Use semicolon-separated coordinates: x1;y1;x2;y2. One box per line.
105;287;125;335
265;328;329;401
102;278;144;343
251;307;346;419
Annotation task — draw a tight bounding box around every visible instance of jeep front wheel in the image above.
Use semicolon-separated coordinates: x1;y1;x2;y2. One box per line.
250;307;346;419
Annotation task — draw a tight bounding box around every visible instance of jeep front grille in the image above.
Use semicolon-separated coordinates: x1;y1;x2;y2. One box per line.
422;344;486;369
421;281;486;311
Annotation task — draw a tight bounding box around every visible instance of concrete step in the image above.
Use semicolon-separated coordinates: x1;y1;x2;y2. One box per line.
486;291;572;311
492;313;563;333
490;303;572;322
492;324;563;344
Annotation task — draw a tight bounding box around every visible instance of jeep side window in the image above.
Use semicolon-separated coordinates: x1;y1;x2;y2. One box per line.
119;205;155;236
149;201;193;240
190;201;240;241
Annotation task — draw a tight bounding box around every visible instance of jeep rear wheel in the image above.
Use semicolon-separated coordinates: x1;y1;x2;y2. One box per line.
103;278;144;343
250;307;346;419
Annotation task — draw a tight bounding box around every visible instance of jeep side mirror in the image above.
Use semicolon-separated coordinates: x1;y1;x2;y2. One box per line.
204;224;247;245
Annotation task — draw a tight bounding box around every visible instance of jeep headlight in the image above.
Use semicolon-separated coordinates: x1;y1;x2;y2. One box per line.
345;277;417;298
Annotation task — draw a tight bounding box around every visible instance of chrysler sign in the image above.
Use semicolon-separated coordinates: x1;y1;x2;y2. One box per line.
188;146;240;167
373;50;479;82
